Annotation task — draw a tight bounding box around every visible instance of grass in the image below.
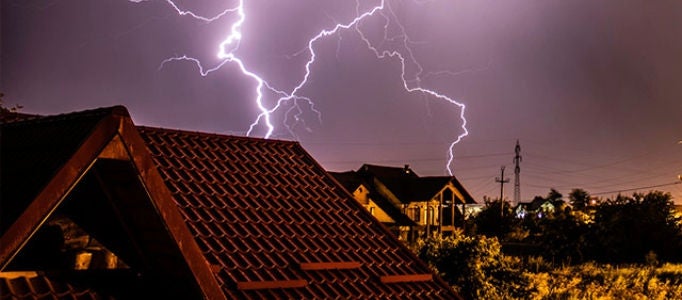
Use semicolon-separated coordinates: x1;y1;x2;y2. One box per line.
524;263;682;300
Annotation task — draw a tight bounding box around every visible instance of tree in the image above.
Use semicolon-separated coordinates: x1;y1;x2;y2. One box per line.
569;188;590;211
531;206;590;263
0;92;23;113
470;197;520;241
593;191;682;263
545;188;563;204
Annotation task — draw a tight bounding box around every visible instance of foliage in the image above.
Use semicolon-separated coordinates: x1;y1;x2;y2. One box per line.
526;263;682;300
414;235;682;299
527;206;591;264
568;188;590;212
592;191;682;263
422;190;682;299
474;190;682;265
414;232;531;299
469;197;520;241
0;92;23;112
546;188;563;203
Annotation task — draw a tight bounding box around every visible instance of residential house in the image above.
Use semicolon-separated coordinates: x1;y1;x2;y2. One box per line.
515;196;562;219
333;164;476;241
0;106;459;299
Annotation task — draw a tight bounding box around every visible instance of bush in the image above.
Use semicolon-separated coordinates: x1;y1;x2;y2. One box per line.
414;231;531;299
525;263;682;299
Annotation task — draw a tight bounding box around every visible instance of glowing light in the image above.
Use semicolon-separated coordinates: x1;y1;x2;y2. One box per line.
141;0;470;174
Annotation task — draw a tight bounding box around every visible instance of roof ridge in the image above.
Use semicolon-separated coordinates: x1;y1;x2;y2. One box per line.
0;106;129;126
137;126;300;145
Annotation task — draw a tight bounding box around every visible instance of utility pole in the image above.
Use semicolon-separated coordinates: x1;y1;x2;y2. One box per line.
495;166;510;217
513;140;522;206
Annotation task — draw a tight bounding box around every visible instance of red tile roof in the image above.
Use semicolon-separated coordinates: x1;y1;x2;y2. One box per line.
138;127;458;298
1;106;460;299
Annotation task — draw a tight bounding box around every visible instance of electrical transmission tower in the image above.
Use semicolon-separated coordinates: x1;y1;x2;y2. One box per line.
513;140;522;206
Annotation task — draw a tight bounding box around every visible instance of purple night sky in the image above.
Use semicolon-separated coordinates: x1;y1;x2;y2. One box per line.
2;0;682;203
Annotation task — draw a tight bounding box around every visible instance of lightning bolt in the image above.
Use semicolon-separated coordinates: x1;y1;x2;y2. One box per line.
144;0;469;175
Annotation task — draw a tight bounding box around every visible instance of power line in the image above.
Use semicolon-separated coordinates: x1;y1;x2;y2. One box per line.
319;152;513;165
590;181;682;196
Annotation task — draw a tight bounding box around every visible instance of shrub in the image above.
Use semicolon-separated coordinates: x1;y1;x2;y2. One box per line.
414;232;531;299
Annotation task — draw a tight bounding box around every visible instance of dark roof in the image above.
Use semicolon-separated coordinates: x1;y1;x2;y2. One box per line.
411;177;453;202
360;164;420;179
329;171;366;192
1;106;459;299
358;164;418;204
357;165;477;204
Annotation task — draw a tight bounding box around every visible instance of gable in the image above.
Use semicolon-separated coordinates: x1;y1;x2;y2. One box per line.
0;107;115;233
0;107;223;299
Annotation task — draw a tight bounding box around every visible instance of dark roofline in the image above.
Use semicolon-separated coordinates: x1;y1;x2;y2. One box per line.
356;163;477;204
359;163;420;177
137;125;301;145
0;106;129;125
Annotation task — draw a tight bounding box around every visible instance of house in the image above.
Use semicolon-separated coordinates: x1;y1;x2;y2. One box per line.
515;196;562;218
0;106;459;299
332;164;476;241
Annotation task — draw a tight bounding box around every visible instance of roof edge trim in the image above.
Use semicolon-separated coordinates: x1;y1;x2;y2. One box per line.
379;274;432;284
299;261;361;270
237;279;308;290
116;117;226;300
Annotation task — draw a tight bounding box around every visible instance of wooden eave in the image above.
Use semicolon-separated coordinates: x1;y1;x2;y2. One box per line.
0;111;225;300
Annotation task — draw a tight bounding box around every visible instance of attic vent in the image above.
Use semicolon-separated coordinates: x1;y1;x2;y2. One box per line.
237;279;307;290
299;261;361;270
380;274;432;284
